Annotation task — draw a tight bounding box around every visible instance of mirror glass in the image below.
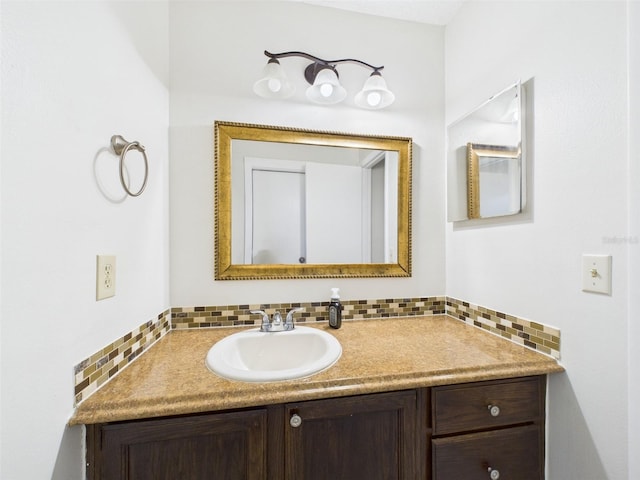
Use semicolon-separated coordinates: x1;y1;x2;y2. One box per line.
447;82;525;221
215;121;412;280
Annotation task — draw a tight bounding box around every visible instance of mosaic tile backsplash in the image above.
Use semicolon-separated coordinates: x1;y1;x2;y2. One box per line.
445;297;561;359
73;296;560;405
171;296;446;329
73;310;171;405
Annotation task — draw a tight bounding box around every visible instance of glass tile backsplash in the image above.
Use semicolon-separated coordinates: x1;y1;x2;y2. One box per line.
73;296;560;405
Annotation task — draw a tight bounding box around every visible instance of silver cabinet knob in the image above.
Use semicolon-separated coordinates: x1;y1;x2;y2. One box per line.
488;404;501;417
290;413;302;428
488;467;500;479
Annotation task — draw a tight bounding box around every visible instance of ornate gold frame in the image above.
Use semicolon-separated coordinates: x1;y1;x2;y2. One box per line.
215;121;412;280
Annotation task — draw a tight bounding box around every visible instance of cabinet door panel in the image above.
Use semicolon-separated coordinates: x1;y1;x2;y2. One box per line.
432;424;542;480
285;391;417;480
98;410;266;480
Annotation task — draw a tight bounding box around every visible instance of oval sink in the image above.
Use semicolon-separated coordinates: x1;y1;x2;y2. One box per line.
205;326;342;382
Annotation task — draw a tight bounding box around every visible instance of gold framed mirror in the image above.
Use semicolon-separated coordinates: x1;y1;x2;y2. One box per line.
214;121;412;280
467;143;521;219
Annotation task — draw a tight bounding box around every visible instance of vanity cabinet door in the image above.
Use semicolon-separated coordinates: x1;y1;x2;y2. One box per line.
284;390;418;480
87;409;267;480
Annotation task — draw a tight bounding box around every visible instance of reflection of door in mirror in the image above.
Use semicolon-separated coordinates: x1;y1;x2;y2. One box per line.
363;151;398;263
242;157;363;265
371;160;385;262
249;168;306;264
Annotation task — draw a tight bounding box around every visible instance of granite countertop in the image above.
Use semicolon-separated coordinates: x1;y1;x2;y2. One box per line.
69;315;564;425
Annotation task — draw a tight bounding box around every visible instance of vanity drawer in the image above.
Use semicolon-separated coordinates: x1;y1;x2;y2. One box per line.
432;424;543;480
432;376;543;436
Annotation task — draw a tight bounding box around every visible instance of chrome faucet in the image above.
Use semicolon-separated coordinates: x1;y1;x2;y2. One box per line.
250;308;303;332
272;311;283;328
285;307;302;329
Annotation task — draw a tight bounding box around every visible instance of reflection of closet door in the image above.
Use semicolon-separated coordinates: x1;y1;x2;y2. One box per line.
250;169;306;264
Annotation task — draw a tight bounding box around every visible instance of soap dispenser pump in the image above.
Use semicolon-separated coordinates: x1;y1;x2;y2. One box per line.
328;288;342;329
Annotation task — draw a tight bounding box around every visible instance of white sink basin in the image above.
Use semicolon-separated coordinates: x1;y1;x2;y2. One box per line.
205;326;342;382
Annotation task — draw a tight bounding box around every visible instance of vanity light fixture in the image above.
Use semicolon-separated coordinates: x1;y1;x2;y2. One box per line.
253;50;395;109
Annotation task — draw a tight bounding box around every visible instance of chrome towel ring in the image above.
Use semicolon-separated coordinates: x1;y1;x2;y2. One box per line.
110;134;148;197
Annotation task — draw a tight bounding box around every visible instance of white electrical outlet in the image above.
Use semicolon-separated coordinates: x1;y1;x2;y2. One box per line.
582;254;612;295
96;255;116;300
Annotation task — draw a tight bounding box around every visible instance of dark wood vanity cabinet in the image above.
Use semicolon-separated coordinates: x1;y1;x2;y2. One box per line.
86;376;546;480
86;409;268;480
283;390;419;480
430;376;546;480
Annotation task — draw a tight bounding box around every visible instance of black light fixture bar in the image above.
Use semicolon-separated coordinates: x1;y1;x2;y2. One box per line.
264;50;385;76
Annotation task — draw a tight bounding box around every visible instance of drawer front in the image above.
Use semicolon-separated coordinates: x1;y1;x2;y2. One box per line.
432;376;543;435
432;424;543;480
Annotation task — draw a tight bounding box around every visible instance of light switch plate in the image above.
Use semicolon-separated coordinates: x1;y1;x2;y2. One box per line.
582;254;612;295
96;255;116;300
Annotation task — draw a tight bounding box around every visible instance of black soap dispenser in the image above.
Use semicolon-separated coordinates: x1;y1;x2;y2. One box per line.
328;288;342;329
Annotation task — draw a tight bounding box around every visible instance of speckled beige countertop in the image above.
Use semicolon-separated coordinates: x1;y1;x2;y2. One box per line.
69;315;564;425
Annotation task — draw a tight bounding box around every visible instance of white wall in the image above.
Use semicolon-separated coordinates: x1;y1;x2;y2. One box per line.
628;1;640;478
169;1;446;306
446;2;629;478
0;2;170;478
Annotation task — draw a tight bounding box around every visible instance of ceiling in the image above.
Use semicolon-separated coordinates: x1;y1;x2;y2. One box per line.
303;0;466;25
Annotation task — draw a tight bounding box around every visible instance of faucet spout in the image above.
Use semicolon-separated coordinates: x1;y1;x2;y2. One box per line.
285;307;303;329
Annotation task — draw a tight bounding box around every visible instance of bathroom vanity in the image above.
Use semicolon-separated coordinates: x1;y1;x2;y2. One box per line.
73;316;562;479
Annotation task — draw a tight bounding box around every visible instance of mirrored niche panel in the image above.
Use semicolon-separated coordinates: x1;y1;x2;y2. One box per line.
215;121;412;280
447;82;525;222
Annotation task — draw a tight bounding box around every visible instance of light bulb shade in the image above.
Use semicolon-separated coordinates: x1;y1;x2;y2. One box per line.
354;73;395;109
306;68;347;105
253;60;295;99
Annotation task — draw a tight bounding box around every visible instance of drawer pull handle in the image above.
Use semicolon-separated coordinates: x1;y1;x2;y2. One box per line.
488;467;500;479
488;404;501;417
290;414;302;428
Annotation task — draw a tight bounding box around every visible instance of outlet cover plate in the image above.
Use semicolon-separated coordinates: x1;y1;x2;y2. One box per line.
96;255;116;300
582;254;611;295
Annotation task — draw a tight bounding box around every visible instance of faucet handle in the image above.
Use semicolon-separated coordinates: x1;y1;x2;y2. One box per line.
285;307;304;329
250;310;271;331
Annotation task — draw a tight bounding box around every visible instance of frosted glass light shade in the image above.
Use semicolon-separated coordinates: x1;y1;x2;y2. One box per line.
306;68;346;105
253;60;295;99
354;73;395;109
